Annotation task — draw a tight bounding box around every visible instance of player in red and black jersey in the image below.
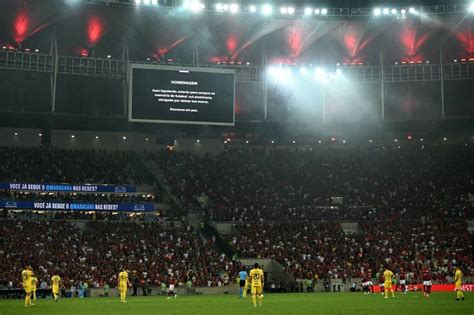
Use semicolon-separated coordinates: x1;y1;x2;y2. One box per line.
167;276;177;299
367;271;374;294
399;268;407;294
362;273;370;294
378;272;385;294
421;266;432;298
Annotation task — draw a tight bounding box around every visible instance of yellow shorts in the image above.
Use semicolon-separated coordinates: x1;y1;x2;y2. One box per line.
119;283;127;293
52;286;59;294
455;282;462;290
384;282;392;289
23;286;32;294
251;286;263;295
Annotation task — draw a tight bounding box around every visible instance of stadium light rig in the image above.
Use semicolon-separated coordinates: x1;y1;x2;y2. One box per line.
107;1;474;18
280;6;295;15
373;6;418;17
135;0;159;6
183;0;205;12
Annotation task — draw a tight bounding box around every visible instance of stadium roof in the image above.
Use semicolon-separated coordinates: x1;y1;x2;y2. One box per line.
0;0;473;66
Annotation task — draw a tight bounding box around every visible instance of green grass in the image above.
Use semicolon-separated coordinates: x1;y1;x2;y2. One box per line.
0;292;472;315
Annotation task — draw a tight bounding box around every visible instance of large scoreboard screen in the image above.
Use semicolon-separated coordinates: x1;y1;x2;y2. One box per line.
129;64;235;125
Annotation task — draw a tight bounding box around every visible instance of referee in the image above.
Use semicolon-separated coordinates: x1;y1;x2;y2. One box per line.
239;268;248;298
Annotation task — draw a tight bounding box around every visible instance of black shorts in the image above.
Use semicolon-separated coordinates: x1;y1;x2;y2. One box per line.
240;280;246;287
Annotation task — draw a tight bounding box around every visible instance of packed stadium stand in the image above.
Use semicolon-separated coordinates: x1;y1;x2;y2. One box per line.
1;142;472;286
0;147;152;185
0;218;241;290
148;145;472;221
143;144;473;282
0;141;471;293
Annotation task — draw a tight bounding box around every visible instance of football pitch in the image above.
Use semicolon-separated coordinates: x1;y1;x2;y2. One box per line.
0;292;472;315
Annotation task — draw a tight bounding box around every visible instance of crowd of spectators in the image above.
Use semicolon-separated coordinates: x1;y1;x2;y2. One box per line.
150;145;472;221
228;219;472;281
1;209;163;222
0;147;152;185
228;222;364;279
0;217;241;290
1;143;471;289
147;144;472;281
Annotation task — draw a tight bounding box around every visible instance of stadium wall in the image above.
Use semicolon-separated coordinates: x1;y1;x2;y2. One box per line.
88;285;239;297
340;222;361;234
51;130;161;151
0;128;42;147
0;128;166;151
468;220;474;233
173;139;224;155
212;222;240;235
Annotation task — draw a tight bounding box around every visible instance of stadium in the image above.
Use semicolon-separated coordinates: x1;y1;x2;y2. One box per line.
0;0;473;314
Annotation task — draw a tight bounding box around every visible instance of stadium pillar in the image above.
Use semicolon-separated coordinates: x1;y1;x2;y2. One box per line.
122;38;130;116
322;84;326;121
439;36;445;119
50;32;58;113
380;50;385;120
193;44;200;67
262;43;268;120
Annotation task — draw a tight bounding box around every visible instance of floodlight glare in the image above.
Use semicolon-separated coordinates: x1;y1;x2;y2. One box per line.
230;3;239;13
315;67;327;80
469;3;474;12
143;0;150;5
151;0;157;5
383;8;390;15
222;4;229;11
216;3;223;11
321;8;328;15
280;6;287;14
391;8;397;14
304;7;312;15
401;8;407;14
314;8;320;14
409;7;416;14
249;5;257;12
189;1;204;11
288;7;295;14
262;4;273;15
135;0;141;4
373;8;381;16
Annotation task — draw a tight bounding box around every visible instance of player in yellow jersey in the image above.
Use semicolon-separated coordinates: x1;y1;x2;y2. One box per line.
454;266;465;301
249;263;264;307
383;267;395;299
31;275;38;304
21;265;33;307
51;273;61;302
118;268;130;303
